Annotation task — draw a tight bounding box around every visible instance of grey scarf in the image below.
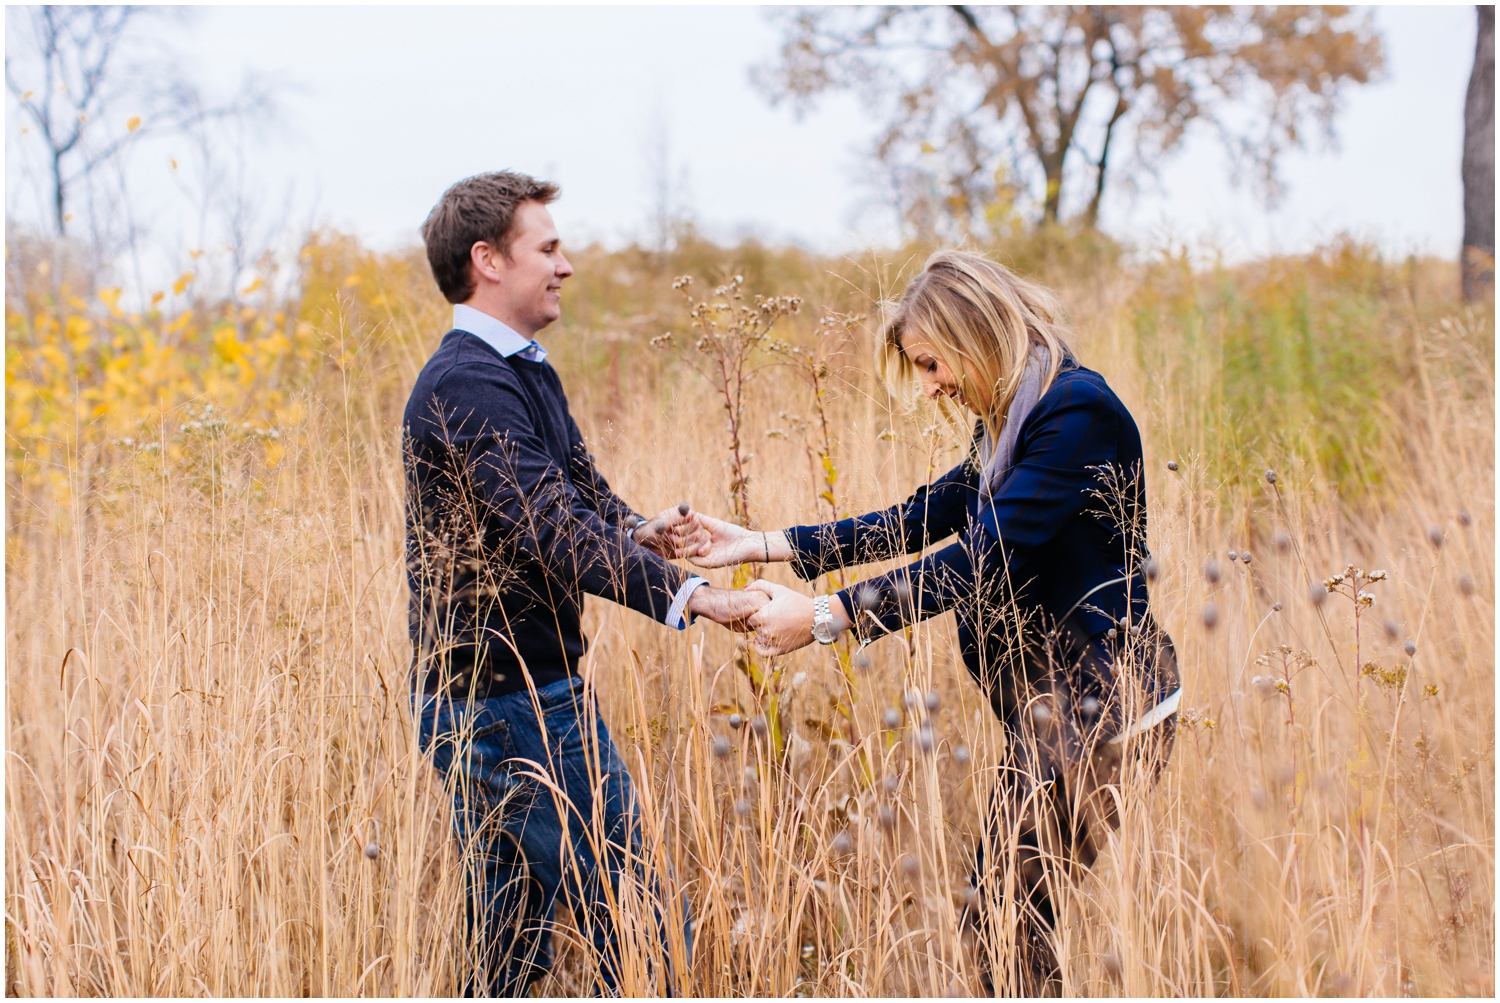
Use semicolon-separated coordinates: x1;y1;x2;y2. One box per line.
977;344;1049;510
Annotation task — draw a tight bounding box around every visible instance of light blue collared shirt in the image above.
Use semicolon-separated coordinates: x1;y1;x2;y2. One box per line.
452;303;707;629
453;303;549;363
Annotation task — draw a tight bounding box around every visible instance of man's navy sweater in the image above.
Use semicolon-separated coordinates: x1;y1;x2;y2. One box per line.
403;329;688;698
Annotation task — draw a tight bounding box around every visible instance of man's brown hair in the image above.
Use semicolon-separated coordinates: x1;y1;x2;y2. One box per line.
420;171;561;304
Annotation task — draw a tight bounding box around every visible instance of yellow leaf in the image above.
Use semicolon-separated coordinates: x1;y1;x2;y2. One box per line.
170;158;178;170
820;490;836;506
150;291;164;306
126;116;141;133
241;277;263;295
343;275;361;287
21;90;33;101
98;287;122;312
173;273;194;296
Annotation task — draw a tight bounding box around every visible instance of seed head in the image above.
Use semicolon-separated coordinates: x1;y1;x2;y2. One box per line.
1080;696;1101;718
1308;584;1326;606
1241;550;1252;564
853;583;881;613
1403;640;1417;656
713;736;732;759
898;854;919;879
1457;572;1475;596
830;832;853;857
678;501;690;516
1251;675;1277;700
1201;602;1220;629
883;707;902;729
364;842;380;860
961;885;979;908
881;774;898;794
1271;602;1283;612
876;805;896;830
751;715;769;738
1250;787;1268;810
1264;469;1277;485
1204;559;1221;585
917;723;935;752
1381;618;1399;639
902;690;918;710
1101;952;1123;982
1106;628;1117;639
893;575;913;606
1273;530;1291;552
1031;702;1052;724
1458;510;1472;527
728;713;744;730
853;650;872;672
1426;525;1444;549
623;514;640;531
924;689;941;712
1167;460;1179;472
734;798;752;818
1144;557;1160;582
1228;550;1239;562
952;745;971;765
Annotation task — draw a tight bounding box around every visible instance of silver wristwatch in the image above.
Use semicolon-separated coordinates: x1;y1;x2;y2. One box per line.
811;594;837;645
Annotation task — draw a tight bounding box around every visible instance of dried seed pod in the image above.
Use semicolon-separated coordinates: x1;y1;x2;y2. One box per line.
1101;952;1123;982
1404;640;1417;656
898;854;919;878
1080;696;1101;718
733;798;752;818
1309;583;1327;606
917;723;935;752
1271;602;1283;612
881;774;898;794
1457;572;1475;596
876;805;896;830
1426;525;1444;549
1251;675;1277;699
1228;550;1239;562
924;689;940;712
882;707;902;729
853;649;872;672
1167;460;1179;472
952;745;971;765
1241;550;1252;564
751;715;769;738
678;501;690;516
1201;602;1220;629
1381;619;1399;640
623;514;640;531
1273;530;1292;552
1031;702;1052;724
728;713;744;730
1204;559;1221;585
713;736;732;759
1264;469;1278;484
364;843;380;861
830;832;853;857
1458;510;1472;527
1144;557;1160;582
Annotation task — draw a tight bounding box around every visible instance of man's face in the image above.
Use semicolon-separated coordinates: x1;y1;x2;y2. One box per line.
491;201;573;334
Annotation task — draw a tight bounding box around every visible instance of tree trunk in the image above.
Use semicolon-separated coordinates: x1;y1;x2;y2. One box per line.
1041;159;1063;226
1462;4;1494;301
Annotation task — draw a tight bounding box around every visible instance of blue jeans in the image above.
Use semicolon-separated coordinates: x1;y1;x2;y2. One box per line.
416;675;688;996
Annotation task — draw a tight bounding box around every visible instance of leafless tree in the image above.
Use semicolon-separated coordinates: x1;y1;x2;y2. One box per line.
5;5;275;242
1462;5;1494;302
756;6;1383;235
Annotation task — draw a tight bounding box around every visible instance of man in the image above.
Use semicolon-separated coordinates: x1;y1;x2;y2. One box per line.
404;171;761;995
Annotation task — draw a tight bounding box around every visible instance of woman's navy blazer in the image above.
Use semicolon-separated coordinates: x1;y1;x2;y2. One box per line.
785;360;1161;699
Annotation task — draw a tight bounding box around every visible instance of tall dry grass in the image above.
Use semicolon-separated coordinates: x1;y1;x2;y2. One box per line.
5;233;1493;996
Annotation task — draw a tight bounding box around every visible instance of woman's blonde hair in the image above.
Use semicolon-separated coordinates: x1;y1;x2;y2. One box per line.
879;249;1070;440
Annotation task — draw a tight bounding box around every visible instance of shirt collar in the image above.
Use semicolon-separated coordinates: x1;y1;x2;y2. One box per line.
452;304;548;362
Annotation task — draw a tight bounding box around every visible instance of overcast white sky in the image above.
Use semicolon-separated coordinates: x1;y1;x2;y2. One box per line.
5;4;1482;271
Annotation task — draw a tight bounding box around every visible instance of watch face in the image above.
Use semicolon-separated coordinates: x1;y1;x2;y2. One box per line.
812;621;835;644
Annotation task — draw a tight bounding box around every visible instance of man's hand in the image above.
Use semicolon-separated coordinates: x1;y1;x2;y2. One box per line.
686;584;768;632
744;579;850;656
629;502;699;559
683;512;793;568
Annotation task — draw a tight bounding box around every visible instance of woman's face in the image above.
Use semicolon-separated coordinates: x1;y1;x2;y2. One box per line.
900;332;985;412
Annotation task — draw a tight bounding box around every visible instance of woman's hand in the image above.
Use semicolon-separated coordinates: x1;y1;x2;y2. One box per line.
685;513;793;568
745;580;851;656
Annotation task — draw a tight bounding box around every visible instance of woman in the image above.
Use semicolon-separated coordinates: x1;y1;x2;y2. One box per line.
684;250;1180;991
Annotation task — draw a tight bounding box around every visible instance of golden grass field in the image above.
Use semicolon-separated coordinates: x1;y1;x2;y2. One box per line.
5;231;1494;995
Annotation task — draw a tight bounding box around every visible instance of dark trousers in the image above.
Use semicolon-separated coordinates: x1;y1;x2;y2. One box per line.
967;616;1179;994
416;675;689;996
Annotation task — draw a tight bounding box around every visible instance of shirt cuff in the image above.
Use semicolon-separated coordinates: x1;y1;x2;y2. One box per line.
666;576;709;630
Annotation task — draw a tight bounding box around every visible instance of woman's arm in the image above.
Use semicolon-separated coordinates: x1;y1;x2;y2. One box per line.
686;458;978;573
